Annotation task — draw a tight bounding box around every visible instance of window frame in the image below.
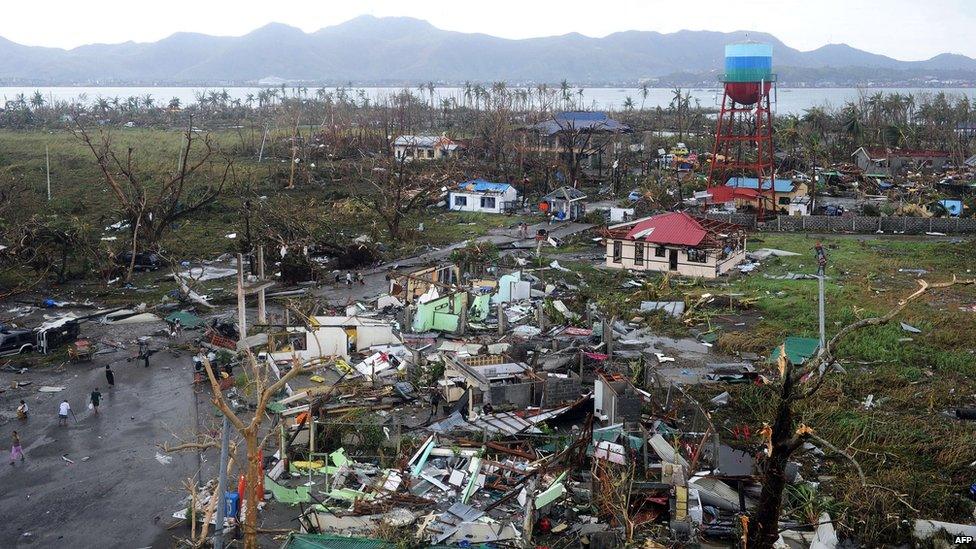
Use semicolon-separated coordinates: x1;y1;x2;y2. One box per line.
480;196;496;209
687;248;708;264
634;241;644;264
454;195;468;207
612;240;622;263
655;245;666;258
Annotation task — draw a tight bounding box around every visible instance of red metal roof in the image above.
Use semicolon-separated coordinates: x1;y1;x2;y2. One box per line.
706;186;760;203
624;212;708;246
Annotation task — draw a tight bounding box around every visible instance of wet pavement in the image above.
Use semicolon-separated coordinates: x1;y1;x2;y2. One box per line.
0;333;204;548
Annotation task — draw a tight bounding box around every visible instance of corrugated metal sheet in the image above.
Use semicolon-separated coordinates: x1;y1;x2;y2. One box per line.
456;179;512;193
624;212;707;246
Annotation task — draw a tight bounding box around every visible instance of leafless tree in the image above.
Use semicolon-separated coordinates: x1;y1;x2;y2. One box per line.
200;352;314;549
75;118;232;282
352;155;462;240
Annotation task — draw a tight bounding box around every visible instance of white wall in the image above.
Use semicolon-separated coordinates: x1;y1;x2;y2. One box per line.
604;239;745;279
448;188;517;213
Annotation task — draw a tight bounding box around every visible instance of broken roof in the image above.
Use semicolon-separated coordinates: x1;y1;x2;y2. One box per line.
542;186;587;201
393;135;457;149
726;176;796;194
605;212;743;248
455;179;513;194
310;315;392;328
854;146;950;159
532;111;630;136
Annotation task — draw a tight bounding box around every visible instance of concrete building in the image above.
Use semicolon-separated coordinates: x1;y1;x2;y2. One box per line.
524;111;631;171
449;179;518;214
851;147;951;176
602;212;747;279
393;135;459;161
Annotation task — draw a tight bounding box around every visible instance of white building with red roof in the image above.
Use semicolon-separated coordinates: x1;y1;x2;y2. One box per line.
601;212;747;278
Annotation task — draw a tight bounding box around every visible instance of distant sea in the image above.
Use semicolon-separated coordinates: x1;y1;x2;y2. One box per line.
2;86;975;116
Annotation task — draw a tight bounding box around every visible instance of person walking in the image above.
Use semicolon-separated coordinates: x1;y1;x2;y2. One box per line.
10;431;24;465
138;340;151;368
105;365;115;387
16;400;28;420
428;390;443;420
357;271;365;286
89;388;102;415
345;272;353;286
58;400;71;426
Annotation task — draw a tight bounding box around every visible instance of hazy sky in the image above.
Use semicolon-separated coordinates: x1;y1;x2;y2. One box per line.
3;0;971;60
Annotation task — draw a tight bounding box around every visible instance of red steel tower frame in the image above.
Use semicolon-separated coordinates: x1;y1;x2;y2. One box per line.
706;80;776;219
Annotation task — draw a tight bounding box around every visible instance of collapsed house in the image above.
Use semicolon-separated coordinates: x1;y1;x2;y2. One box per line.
269;316;400;362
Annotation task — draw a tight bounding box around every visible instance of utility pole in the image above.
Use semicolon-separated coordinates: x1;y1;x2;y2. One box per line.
815;242;827;353
45;145;51;201
256;246;267;324
236;253;247;344
212;415;230;549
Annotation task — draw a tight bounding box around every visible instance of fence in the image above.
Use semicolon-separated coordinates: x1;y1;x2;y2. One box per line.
703;213;976;235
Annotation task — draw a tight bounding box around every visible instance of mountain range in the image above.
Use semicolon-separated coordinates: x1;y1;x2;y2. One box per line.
1;15;974;86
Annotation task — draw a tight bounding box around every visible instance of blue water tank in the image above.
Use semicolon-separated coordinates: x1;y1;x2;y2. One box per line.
224;491;240;517
724;43;773;83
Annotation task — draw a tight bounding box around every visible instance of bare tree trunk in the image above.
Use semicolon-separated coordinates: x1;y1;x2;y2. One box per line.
750;368;797;548
126;210;143;283
243;428;261;549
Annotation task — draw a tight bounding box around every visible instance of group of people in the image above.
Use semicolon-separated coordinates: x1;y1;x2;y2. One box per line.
9;359;121;466
9;388;102;466
334;271;366;286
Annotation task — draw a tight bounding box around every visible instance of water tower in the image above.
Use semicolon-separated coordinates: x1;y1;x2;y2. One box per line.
706;42;776;218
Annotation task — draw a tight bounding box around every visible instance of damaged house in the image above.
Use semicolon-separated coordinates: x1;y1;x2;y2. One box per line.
393;134;460;161
448;179;518;214
269;315;400;362
440;355;544;415
602;212;747;278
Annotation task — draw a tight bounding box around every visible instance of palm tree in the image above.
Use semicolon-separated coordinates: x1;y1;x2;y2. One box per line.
142;94;154;109
559;80;572;109
622;96;635;111
168;97;181;110
29;90;45;110
245;93;256;108
463;81;473;108
640;83;650;111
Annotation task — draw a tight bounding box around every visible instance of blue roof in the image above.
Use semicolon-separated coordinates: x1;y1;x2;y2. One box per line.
533;111;630;136
456;179;512;193
726;176;795;193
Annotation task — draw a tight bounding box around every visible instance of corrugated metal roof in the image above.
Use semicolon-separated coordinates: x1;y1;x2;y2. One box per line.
726;176;795;193
542;186;587;201
533;111;630;136
624;212;707;246
456;179;513;193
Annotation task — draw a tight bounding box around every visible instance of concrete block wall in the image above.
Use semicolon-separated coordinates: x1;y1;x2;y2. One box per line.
543;375;582;407
489;382;539;408
614;392;643;425
704;213;976;235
